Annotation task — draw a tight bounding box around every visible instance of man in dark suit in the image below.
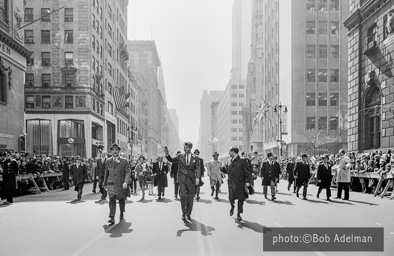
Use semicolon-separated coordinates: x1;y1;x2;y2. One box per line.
95;151;107;200
193;149;204;200
1;153;19;204
152;156;169;200
58;157;70;190
170;151;181;199
70;156;87;201
165;142;201;221
286;157;296;192
260;152;280;200
294;153;311;200
221;146;251;221
104;143;131;225
316;154;332;201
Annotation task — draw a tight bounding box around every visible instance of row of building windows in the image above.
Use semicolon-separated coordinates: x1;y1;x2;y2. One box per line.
306;21;339;35
26;73;75;88
306;0;339;12
117;118;128;137
231;119;243;124
231;128;243;133
306;93;339;106
231;137;243;142
306;116;339;130
24;30;73;44
306;45;339;58
231;102;244;107
92;98;104;116
25;95;87;109
27;52;74;67
231;111;244;115
231;93;245;98
24;8;74;23
231;84;245;89
306;69;339;83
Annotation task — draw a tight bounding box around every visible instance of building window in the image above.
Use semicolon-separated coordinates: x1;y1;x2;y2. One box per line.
92;14;95;28
42;74;51;87
231;137;237;141
65;96;73;108
231;111;237;115
26;120;52;155
96;20;99;34
24;8;33;22
41;30;50;44
330;21;339;35
100;26;103;39
307;117;316;130
318;45;327;58
306;69;316;82
306;0;315;11
330;117;338;130
239;93;245;98
25;73;34;87
330;0;339;11
306;93;315;106
318;21;327;35
319;69;327;82
231;102;237;106
318;0;327;11
26;95;35;108
92;98;96;111
42;95;51;108
306;21;315;34
27;52;34;66
330;69;339;82
306;45;316;58
318;93;327;106
64;30;73;44
0;70;6;103
24;30;34;43
64;52;73;65
330;45;339;58
64;8;73;21
231;119;237;124
239;84;245;89
42;52;50;66
41;8;50;22
318;117;327;129
330;93;339;106
231;84;237;89
0;0;9;28
108;101;113;115
231;128;237;132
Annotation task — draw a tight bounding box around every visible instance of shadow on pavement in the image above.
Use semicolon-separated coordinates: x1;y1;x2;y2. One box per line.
176;219;215;237
306;199;329;204
271;200;293;205
349;199;378;206
103;220;133;238
236;219;271;234
196;199;213;204
329;200;354;205
245;199;265;205
67;199;86;204
276;192;292;196
94;199;108;205
137;199;153;203
254;192;264;195
213;198;229;203
156;198;173;203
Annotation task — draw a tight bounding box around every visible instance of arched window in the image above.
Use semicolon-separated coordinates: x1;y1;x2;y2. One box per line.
0;69;6;104
363;87;381;150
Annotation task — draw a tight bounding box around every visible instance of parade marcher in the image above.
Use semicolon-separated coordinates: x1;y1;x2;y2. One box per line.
70;156;87;201
164;142;201;221
103;143;131;225
170;151;181;199
250;151;261;187
1;153;19;204
221;146;251;221
95;152;107;200
286;157;296;192
58;157;70;190
135;155;149;201
129;160;138;195
152;156;169;200
260;152;280;201
335;149;350;200
316;155;332;201
207;152;222;199
193;149;204;201
294;153;311;200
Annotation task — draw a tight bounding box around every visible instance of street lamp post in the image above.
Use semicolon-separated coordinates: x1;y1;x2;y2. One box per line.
273;103;288;158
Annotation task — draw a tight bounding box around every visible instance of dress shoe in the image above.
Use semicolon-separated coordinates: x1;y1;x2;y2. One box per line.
158;196;162;200
296;193;299;198
317;194;319;199
196;197;200;201
120;213;124;219
108;218;115;225
92;190;96;193
187;215;191;221
302;197;308;200
214;196;219;200
175;195;178;199
237;214;242;221
264;195;268;199
230;205;235;216
342;198;349;200
327;198;332;201
334;197;340;199
181;214;186;221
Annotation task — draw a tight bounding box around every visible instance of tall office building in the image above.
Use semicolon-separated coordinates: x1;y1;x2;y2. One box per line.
247;0;348;157
0;0;30;153
23;0;137;158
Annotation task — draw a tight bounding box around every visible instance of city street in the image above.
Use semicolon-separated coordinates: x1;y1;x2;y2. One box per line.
1;176;393;256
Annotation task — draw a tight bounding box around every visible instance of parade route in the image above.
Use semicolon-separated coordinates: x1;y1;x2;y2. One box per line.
1;177;394;256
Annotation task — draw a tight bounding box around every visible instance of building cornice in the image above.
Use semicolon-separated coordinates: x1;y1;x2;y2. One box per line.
0;30;30;58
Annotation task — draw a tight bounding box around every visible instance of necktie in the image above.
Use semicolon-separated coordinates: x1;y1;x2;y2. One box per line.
186;154;189;165
160;162;162;170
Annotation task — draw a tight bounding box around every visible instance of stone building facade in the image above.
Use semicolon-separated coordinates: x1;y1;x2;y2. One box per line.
344;0;394;152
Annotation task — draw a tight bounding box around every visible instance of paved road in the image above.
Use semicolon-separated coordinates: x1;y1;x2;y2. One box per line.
1;176;393;256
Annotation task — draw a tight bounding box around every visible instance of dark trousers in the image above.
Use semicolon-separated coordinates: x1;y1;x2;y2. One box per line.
4;189;14;203
63;174;69;190
195;185;201;197
211;182;220;197
296;181;308;198
92;177;98;192
109;195;125;218
130;179;138;193
337;182;350;199
98;176;107;200
158;186;165;196
179;180;195;216
174;182;180;197
317;185;331;199
75;183;84;200
229;199;244;214
263;180;276;196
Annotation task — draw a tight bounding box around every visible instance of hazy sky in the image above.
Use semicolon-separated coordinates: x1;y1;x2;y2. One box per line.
128;0;233;146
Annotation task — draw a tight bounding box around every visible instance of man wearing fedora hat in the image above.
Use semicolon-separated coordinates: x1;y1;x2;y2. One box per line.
164;142;201;221
294;153;311;200
70;155;87;201
104;143;131;225
207;152;223;199
316;154;332;201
